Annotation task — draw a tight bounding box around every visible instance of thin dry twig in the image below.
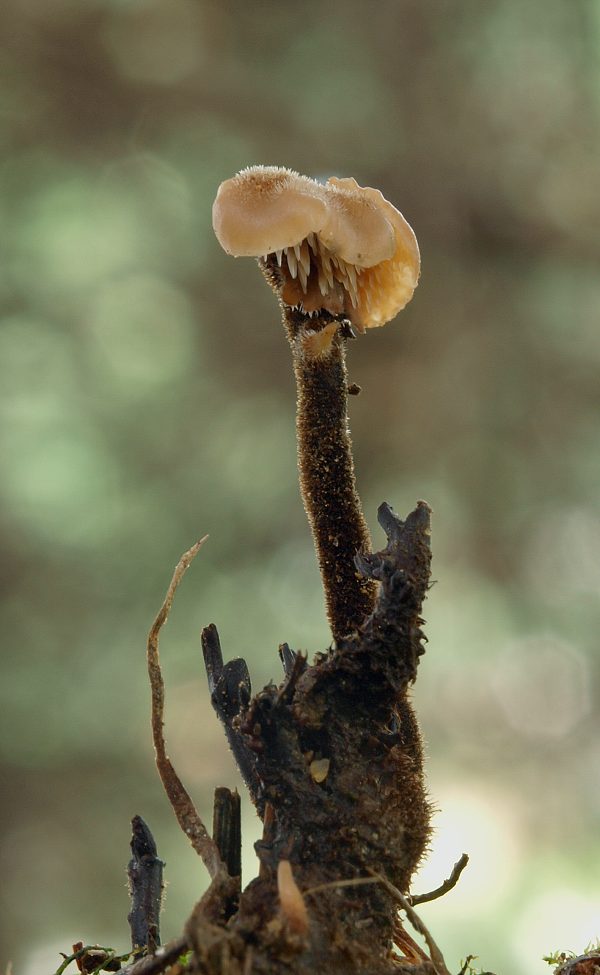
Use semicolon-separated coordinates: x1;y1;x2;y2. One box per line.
368;869;452;975
410;853;469;906
127;816;164;952
303;876;382;897
147;538;223;880
54;945;125;975
392;965;438;975
119;936;189;975
393;916;429;963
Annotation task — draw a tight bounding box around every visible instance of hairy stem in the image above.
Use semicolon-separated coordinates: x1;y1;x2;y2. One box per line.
283;307;376;643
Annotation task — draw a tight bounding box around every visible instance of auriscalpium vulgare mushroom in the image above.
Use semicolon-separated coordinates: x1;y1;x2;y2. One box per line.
213;165;421;642
138;166;439;975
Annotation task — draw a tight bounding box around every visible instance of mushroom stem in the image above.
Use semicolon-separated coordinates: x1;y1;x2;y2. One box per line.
283;306;377;643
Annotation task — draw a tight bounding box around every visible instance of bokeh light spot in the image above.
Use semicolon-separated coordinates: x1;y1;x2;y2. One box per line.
86;272;196;394
512;887;600;972
413;785;521;914
490;635;590;739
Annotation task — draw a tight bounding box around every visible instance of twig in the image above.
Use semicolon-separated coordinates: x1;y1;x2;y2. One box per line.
211;787;242;919
367;869;452;975
147;538;223;879
392;965;438;975
201;624;261;803
303;875;381;897
410;853;469;906
127;816;164;952
278;642;296;677
393;917;429;963
118;937;188;975
276;649;307;704
212;788;241;882
55;946;114;975
89;951;117;975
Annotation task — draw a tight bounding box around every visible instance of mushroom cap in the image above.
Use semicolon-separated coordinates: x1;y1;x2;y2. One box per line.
212;166;420;329
333;179;421;328
212;166;328;257
320;177;396;269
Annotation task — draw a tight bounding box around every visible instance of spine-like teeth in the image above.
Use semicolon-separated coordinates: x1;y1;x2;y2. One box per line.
299;240;311;278
323;262;334;288
293;243;301;262
276;249;283;266
318;272;328;296
298;260;308;292
346;263;357;293
306;232;317;253
286;247;298;278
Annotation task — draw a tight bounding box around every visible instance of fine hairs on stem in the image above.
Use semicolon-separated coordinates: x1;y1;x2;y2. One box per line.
282;305;376;642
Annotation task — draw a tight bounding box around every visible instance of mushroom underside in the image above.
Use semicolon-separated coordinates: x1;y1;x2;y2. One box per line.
261;230;417;331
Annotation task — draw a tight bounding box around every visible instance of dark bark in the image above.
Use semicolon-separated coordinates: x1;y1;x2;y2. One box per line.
186;499;433;974
127;816;164;953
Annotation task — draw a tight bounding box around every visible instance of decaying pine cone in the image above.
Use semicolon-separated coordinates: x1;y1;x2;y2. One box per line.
200;502;433;974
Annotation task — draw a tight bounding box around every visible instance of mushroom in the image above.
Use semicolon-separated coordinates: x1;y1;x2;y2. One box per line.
212;166;420;331
212;166;421;643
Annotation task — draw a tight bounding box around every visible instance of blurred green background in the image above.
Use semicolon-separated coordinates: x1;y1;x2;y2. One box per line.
1;1;599;973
